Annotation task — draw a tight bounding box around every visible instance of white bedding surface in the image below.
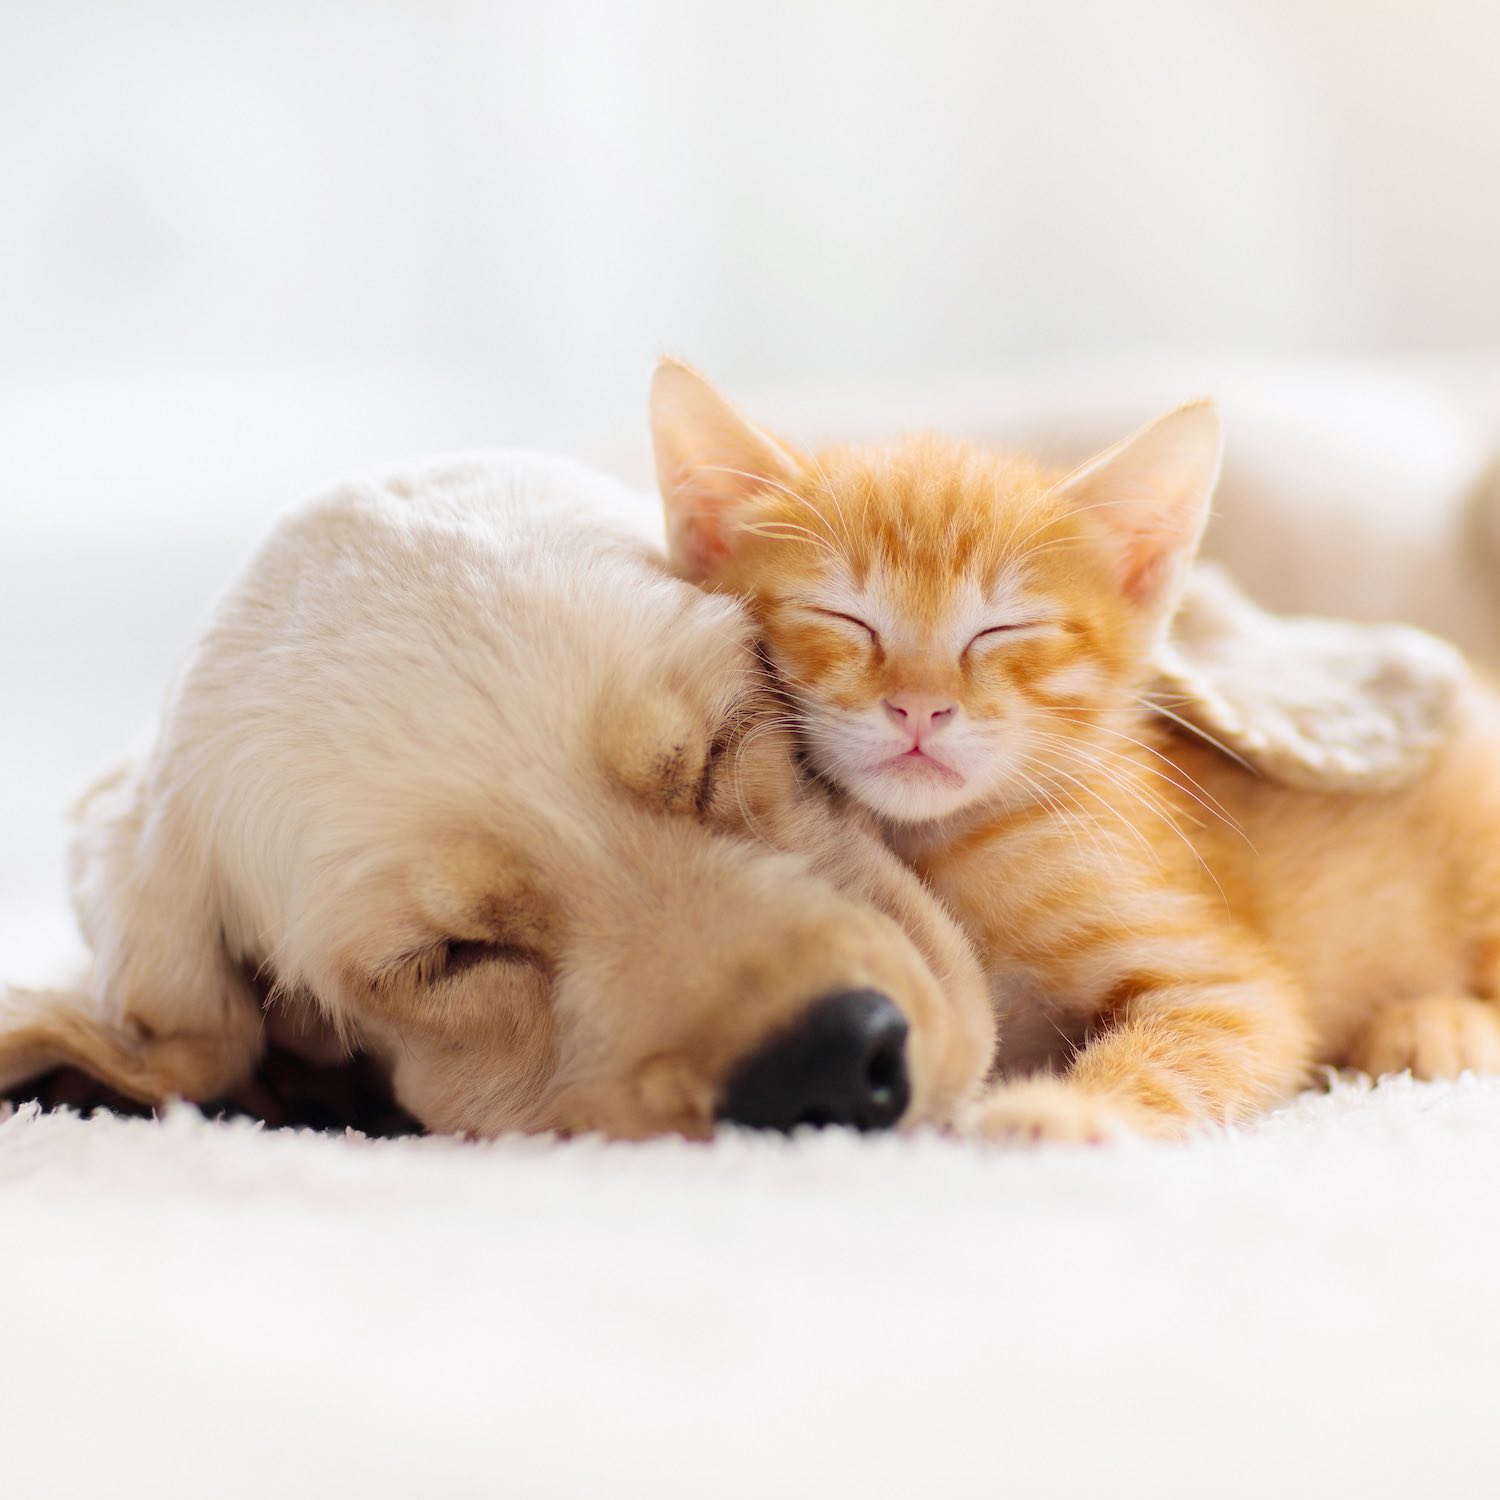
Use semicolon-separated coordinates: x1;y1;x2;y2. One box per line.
4;1077;1496;1499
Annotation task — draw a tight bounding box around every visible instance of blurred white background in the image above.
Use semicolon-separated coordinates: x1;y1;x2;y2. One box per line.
3;0;1500;968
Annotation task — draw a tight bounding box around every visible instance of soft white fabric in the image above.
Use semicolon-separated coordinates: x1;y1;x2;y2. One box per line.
3;1078;1498;1498
1157;563;1470;791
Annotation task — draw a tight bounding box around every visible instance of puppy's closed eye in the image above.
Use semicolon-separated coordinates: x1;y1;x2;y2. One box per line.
371;935;548;998
439;938;549;980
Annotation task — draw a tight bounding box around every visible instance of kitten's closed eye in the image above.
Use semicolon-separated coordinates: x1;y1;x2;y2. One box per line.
965;621;1057;654
799;606;880;644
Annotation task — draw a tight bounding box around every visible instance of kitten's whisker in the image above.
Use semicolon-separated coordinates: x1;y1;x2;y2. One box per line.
1034;734;1234;908
720;724;798;842
803;447;856;550
1011;536;1095;560
1004;495;1135;555
778;492;850;551
1031;731;1191;833
999;484;1066;556
1013;753;1113;866
692;464;808;508
736;520;837;556
1006;496;1172;572
1011;761;1104;867
1037;713;1249;842
1137;698;1259;776
764;666;823;699
694;460;853;553
1020;749;1160;866
1004;511;1069;559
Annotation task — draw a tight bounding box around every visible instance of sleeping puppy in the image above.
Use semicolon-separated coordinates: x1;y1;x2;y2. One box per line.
0;452;996;1138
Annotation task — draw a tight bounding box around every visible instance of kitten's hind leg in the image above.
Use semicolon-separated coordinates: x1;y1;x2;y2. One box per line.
1347;996;1500;1080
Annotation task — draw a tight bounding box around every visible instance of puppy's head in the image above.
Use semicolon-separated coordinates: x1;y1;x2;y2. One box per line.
242;461;994;1138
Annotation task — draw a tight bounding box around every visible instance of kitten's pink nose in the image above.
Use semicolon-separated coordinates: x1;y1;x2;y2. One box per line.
883;693;957;742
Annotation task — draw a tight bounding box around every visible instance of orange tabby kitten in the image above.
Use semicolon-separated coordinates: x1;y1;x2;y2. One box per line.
650;358;1500;1142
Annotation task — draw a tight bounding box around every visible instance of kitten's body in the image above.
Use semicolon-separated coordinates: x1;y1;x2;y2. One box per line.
898;679;1500;1136
652;361;1500;1140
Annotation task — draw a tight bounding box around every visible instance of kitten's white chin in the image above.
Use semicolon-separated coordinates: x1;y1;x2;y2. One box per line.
848;762;980;824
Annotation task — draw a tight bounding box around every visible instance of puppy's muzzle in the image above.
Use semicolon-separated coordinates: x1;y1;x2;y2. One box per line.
717;989;910;1132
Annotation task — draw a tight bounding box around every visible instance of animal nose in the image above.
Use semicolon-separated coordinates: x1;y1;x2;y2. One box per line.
883;693;956;738
718;989;911;1132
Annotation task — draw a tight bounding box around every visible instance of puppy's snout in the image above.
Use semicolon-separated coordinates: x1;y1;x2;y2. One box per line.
717;989;911;1133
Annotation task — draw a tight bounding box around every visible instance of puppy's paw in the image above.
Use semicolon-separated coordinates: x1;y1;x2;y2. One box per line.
1348;996;1500;1080
969;1076;1142;1147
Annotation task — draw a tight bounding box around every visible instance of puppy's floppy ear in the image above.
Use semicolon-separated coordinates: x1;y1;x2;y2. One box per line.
0;749;267;1102
1153;564;1468;792
1050;401;1222;620
650;357;803;583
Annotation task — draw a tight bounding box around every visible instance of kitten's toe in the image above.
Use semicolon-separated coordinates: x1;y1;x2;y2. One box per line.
1348;995;1500;1081
970;1076;1145;1147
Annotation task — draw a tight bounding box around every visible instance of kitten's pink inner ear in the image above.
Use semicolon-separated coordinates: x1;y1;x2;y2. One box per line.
667;499;731;581
1050;400;1223;608
650;357;801;583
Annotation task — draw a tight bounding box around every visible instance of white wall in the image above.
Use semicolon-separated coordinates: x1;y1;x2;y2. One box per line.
4;0;1500;455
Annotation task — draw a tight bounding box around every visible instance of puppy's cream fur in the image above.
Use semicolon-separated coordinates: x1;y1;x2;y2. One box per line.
1;453;994;1137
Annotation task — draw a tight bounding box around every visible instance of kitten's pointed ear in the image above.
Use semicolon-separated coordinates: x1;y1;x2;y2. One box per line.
1051;401;1223;613
650;357;802;582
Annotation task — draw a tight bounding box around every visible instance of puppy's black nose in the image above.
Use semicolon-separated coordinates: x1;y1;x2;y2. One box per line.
718;989;911;1132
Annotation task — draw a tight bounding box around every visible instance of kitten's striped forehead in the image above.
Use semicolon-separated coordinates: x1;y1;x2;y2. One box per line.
803;434;1068;606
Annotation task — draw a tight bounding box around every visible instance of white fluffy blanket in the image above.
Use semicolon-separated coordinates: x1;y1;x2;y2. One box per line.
5;1078;1496;1498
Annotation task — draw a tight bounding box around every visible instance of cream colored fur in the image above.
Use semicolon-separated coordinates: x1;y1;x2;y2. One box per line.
1;451;993;1137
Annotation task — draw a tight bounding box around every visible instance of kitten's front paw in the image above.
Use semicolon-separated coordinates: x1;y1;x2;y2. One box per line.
1348;996;1500;1080
969;1077;1143;1147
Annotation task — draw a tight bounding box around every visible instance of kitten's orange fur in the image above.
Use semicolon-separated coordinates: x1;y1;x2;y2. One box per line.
651;358;1500;1142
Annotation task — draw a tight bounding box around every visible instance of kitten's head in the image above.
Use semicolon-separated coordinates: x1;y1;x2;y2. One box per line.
650;359;1221;824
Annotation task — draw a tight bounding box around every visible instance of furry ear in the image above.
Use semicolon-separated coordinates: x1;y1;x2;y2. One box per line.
0;744;264;1109
54;750;265;1101
650;358;803;582
1051;401;1222;613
